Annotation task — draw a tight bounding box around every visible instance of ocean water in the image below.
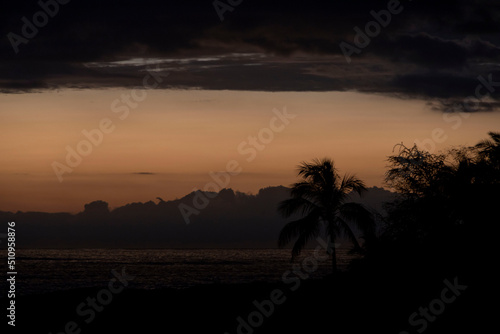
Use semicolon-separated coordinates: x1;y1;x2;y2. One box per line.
4;248;357;296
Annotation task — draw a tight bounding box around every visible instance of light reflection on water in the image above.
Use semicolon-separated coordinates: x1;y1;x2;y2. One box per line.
4;248;357;295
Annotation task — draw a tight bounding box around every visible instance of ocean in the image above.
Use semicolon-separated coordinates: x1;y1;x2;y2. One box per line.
3;248;357;296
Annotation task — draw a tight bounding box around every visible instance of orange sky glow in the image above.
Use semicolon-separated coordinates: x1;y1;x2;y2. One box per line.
1;89;499;212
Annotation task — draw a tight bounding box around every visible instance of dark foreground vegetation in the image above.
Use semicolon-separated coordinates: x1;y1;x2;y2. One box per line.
9;272;490;334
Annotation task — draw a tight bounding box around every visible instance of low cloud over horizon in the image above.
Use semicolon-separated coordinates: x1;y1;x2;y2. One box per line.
0;185;394;248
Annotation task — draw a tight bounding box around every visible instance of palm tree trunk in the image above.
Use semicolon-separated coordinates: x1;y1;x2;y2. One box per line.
326;221;338;274
330;243;337;274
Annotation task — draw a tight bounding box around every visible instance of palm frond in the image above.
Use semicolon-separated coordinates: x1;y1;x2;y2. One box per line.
338;202;376;237
335;217;361;250
297;158;337;187
491;132;500;146
278;197;318;218
476;132;500;154
278;211;321;260
290;181;320;201
291;229;318;260
339;174;367;196
475;138;494;150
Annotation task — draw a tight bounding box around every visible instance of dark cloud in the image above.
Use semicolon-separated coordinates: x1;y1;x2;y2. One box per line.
428;99;500;113
391;73;479;99
1;0;500;111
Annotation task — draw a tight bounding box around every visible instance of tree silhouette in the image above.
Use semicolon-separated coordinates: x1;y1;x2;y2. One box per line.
373;131;500;277
385;132;500;229
385;143;449;198
278;158;375;272
476;131;500;160
476;131;500;182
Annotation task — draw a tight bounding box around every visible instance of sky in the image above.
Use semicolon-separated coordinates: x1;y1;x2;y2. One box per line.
1;0;500;212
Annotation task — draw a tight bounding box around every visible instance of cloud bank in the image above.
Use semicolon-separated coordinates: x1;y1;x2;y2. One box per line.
0;186;395;248
2;0;500;110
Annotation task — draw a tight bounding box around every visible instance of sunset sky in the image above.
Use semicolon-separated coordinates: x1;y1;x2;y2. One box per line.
1;0;500;212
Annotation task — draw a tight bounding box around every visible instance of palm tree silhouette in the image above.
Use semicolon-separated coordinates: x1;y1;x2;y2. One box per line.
278;158;375;273
476;131;500;168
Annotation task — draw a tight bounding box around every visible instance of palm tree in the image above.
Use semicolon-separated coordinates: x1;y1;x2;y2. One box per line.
278;158;375;273
476;131;500;168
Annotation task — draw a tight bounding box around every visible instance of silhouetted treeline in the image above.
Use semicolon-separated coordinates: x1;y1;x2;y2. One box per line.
352;132;499;281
